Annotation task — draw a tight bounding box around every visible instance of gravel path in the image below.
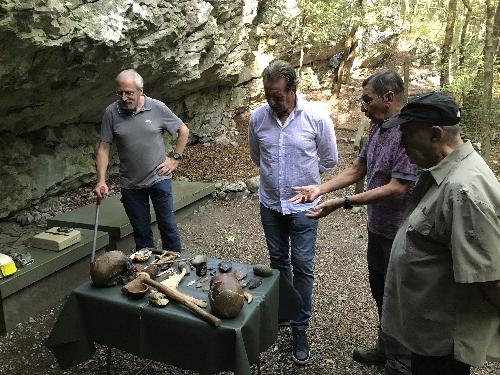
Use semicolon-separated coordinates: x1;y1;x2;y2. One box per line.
1;195;499;375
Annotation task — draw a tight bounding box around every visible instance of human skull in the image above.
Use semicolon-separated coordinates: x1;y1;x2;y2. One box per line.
90;251;132;287
208;272;245;319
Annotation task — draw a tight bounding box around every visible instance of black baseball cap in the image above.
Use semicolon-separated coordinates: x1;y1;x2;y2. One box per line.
383;92;461;128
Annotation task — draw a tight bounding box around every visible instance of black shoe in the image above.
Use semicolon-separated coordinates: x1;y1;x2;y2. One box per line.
352;348;386;366
278;320;290;328
292;331;310;365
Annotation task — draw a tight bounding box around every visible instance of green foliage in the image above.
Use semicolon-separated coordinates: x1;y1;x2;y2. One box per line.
295;0;358;47
264;0;359;52
442;65;500;145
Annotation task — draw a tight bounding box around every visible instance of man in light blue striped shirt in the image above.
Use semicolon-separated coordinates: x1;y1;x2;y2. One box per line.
248;60;338;365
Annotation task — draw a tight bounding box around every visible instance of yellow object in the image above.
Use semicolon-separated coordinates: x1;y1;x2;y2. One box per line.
0;253;17;278
30;227;82;251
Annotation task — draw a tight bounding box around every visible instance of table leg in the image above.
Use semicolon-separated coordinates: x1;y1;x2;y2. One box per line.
106;346;112;375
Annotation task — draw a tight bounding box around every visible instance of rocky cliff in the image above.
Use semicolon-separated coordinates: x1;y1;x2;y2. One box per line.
0;0;262;218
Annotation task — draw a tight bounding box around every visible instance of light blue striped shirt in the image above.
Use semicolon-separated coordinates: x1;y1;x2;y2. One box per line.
249;97;338;214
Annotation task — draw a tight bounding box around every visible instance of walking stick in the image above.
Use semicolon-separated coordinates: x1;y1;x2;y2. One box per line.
91;187;105;264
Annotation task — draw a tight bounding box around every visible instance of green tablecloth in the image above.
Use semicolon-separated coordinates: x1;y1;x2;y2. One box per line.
46;256;301;375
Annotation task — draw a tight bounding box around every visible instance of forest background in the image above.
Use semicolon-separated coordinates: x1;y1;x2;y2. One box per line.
275;0;499;156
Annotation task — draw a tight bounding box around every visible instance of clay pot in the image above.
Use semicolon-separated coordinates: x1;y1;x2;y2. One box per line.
208;273;245;319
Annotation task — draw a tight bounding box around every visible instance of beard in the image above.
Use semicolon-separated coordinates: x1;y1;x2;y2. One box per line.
119;100;136;112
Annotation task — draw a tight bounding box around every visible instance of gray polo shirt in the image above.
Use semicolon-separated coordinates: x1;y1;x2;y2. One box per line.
100;96;182;189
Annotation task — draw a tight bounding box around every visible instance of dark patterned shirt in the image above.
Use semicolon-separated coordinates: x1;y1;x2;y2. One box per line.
358;121;418;239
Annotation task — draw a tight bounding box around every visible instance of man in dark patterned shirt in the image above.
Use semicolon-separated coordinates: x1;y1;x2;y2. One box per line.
291;70;417;375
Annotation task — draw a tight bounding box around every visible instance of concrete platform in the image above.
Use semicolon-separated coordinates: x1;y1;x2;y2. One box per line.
0;228;109;334
47;181;215;250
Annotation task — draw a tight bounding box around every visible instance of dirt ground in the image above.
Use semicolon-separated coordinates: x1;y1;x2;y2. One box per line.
1;197;500;375
1;70;499;375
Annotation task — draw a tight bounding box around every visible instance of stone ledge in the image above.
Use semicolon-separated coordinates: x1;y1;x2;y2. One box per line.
0;228;109;334
47;181;216;249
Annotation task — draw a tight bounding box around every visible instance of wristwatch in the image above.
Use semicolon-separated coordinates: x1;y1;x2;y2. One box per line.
172;152;183;161
343;195;353;209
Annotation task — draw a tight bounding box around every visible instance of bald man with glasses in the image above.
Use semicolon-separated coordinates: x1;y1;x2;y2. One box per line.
95;69;189;254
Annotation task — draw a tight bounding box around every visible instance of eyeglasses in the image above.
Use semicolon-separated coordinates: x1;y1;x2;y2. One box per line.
116;90;137;98
359;95;380;110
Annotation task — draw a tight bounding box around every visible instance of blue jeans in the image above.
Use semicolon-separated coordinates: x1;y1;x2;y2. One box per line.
121;179;182;251
260;204;318;332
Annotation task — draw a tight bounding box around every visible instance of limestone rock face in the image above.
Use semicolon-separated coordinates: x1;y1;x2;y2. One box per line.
0;0;262;218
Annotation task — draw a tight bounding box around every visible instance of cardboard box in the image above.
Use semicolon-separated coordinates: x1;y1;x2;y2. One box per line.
31;227;82;251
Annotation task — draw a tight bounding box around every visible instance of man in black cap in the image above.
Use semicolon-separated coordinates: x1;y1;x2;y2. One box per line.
382;92;500;374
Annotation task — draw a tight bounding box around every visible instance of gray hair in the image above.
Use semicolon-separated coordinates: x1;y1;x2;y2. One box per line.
363;70;404;101
441;124;460;141
116;69;144;89
262;60;298;92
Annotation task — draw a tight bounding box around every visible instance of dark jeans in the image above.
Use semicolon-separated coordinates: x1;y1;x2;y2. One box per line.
411;352;470;375
121;179;182;251
367;230;393;320
260;204;318;332
367;230;411;375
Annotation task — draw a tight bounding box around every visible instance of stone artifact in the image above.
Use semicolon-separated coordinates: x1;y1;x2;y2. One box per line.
90;251;133;287
209;273;245;319
149;291;169;307
196;262;207;277
248;276;262;290
178;261;190;275
234;268;248;281
253;264;273;277
239;278;249;288
191;254;208;267
218;261;232;273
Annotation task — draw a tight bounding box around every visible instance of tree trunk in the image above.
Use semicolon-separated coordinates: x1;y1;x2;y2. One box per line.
458;0;472;68
332;0;363;98
403;54;410;100
493;0;500;58
440;0;458;87
332;25;357;98
480;0;499;157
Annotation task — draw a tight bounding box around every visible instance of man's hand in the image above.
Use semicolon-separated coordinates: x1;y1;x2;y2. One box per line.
290;185;321;204
305;197;343;219
94;182;109;199
156;157;179;176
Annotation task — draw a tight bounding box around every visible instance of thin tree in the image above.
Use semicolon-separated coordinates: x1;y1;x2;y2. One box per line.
332;0;363;98
480;0;500;156
458;0;473;69
440;0;459;87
